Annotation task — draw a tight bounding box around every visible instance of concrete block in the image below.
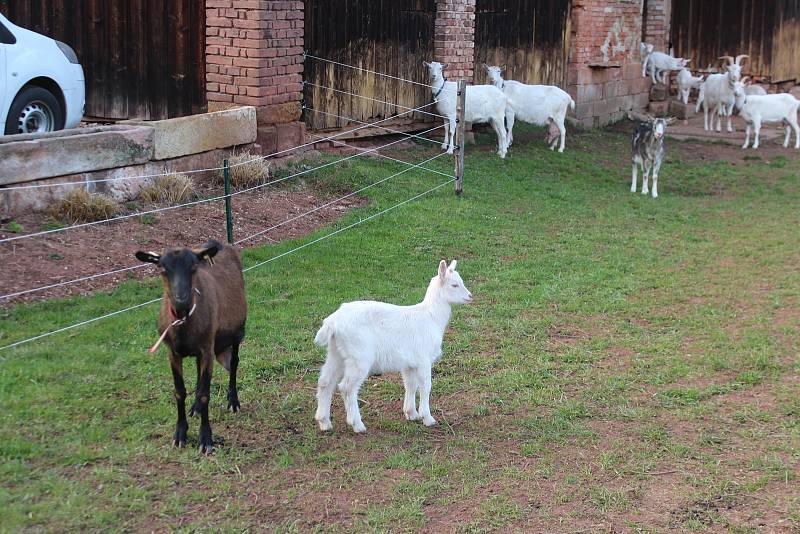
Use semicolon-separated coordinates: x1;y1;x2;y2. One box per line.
650;84;669;102
648;100;670;116
669;100;695;120
578;83;603;102
126;106;257;160
276;122;305;153
0;126;154;185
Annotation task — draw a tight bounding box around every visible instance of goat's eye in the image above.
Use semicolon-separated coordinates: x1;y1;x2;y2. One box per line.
451;284;459;288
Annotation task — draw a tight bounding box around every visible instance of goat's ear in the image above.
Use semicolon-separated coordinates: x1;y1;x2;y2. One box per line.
665;117;676;125
500;64;507;71
448;260;458;272
741;76;750;84
438;260;448;281
193;239;222;261
423;61;430;68
135;251;160;264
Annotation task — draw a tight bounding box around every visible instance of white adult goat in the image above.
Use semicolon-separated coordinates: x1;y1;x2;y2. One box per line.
314;260;473;433
425;61;508;158
737;93;800;150
676;68;704;104
484;65;575;153
697;55;748;131
642;48;690;84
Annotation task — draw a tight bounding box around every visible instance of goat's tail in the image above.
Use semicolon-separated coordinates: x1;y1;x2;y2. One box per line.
314;320;334;348
569;97;576;111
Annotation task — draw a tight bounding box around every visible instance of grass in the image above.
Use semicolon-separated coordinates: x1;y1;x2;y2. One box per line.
215;149;272;188
47;189;118;223
137;173;196;205
1;124;799;532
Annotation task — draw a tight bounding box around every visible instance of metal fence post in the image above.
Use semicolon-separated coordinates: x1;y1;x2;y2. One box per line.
223;159;234;244
454;79;466;195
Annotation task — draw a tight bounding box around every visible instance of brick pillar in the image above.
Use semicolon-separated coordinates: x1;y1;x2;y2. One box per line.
206;1;305;155
434;0;476;83
567;0;651;128
643;0;671;53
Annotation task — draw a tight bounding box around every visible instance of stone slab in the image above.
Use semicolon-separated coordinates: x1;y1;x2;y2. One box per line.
125;106;257;161
0;126;154;186
669;100;695;120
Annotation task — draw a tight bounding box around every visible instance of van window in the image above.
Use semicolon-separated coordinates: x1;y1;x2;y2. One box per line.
0;21;17;45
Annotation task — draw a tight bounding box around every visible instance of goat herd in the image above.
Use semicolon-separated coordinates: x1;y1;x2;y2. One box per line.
425;47;800;200
135;54;799;454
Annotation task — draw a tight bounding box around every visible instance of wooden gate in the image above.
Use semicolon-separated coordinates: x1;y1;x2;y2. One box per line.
671;0;800;83
304;0;436;132
0;0;206;120
474;0;571;87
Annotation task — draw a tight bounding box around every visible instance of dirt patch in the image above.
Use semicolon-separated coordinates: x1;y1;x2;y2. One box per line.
0;185;366;306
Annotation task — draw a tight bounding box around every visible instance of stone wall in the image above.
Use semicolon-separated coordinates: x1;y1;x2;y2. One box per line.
567;0;654;127
205;0;305;154
434;0;477;83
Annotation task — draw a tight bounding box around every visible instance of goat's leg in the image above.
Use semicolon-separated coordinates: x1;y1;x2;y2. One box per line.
631;162;638;193
726;106;734;132
446;117;457;155
703;104;709;131
743;124;751;149
441;119;449;151
490;116;508;158
784;124;791;148
641;163;651;195
315;352;342;431
401;368;420;421
714;106;722;132
226;343;241;413
651;160;662;199
557;118;567;153
195;352;214;454
506;110;516;147
169;352;189;448
416;365;437;427
753;119;762;149
339;365;369;433
791;117;800;149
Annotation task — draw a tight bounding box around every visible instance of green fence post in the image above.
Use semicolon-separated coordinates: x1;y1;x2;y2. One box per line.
223;159;234;244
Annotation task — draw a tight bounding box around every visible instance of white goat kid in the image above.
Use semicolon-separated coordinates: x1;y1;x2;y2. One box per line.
643;50;690;84
745;83;767;96
640;43;655;79
676;68;704;104
484;65;575;153
425;61;508;158
699;55;748;132
738;93;800;150
314;260;473;433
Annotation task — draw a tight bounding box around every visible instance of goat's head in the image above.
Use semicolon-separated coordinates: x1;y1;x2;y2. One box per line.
678;58;691;68
483;64;504;85
423;61;446;81
720;55;748;81
651;117;676;139
136;240;222;318
640;42;654;59
436;260;473;305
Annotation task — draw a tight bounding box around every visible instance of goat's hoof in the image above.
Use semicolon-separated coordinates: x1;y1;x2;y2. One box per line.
422;416;437;427
446;149;454;155
189;400;199;417
316;418;333;431
227;392;240;413
351;422;367;433
173;427;187;448
404;411;421;421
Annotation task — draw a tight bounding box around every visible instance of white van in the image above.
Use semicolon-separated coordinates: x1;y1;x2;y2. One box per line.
0;13;85;135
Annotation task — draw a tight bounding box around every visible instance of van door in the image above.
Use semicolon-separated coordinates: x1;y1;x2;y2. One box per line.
0;43;6;123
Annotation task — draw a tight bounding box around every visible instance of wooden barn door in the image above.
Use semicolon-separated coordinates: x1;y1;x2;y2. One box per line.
304;0;436;132
474;0;572;88
0;0;206;120
670;0;775;80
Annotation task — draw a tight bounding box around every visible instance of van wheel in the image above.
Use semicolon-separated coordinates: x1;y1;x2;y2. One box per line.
4;86;64;135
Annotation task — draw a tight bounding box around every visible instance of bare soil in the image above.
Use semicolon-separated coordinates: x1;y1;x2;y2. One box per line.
0;183;365;306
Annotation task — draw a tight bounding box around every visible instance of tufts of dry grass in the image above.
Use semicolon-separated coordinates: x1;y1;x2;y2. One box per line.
48;189;118;223
138;173;196;205
215;150;271;189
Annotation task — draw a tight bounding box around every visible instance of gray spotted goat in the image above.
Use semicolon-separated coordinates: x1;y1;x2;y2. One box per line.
629;113;674;198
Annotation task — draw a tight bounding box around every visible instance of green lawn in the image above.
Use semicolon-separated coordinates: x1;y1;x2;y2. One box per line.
1;125;799;533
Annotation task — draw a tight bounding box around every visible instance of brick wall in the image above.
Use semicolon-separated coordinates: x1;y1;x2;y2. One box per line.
205;0;304;154
567;0;652;127
643;0;671;53
435;0;476;82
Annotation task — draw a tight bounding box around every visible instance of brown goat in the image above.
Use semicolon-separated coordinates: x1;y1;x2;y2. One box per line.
136;239;246;454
